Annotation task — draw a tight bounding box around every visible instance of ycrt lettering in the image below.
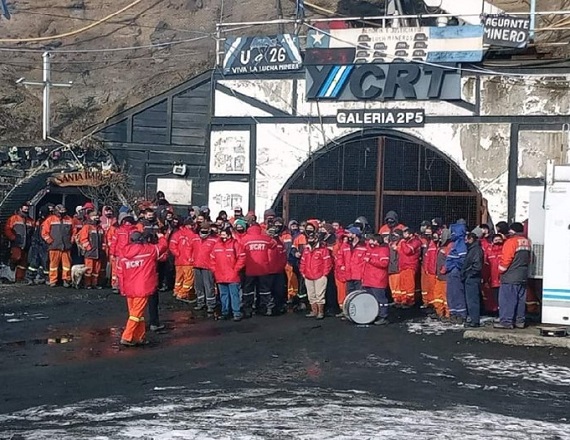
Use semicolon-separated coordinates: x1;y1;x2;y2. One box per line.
383;64;421;99
350;64;385;99
307;65;335;98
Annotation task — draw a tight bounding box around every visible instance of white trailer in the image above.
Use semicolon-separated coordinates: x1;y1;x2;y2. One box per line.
541;160;570;325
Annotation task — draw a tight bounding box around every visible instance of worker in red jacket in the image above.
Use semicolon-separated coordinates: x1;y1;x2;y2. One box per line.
398;227;422;307
300;228;333;320
242;223;276;317
210;226;246;321
421;228;438;310
267;218;288;315
169;218;197;303
41;204;74;287
495;223;531;329
118;231;168;347
78;210;105;289
338;226;368;293
192;221;218;315
483;233;503;314
362;234;390;325
3;203;34;281
109;213;137;294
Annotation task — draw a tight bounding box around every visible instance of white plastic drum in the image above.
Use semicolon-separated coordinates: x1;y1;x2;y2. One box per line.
343;290;379;325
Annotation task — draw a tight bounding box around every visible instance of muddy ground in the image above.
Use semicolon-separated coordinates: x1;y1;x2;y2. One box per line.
0;283;569;438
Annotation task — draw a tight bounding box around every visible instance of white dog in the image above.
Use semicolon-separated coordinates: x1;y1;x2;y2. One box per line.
71;264;88;289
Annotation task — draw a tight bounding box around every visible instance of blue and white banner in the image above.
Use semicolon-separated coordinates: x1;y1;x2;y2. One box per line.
306;25;484;64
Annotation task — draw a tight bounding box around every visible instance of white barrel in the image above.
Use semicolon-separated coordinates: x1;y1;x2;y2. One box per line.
342;290;379;325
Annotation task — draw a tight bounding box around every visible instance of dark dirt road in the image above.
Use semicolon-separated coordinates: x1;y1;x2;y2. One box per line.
0;284;569;439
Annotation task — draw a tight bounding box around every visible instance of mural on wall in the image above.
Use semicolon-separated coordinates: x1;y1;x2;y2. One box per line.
208;181;249;214
210;131;250;174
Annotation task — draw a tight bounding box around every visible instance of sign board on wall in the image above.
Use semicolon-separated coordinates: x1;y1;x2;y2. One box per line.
156;178;192;206
49;170;111;187
306;63;461;101
208;181;249;214
336;109;425;127
223;34;302;75
306;25;484;63
210;130;250;174
483;14;530;48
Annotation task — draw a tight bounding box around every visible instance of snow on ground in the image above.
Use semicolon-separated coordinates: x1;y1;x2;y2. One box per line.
406;316;495;336
0;387;568;439
457;354;570;387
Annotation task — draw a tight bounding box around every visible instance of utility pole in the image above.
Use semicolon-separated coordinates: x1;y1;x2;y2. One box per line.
16;52;73;140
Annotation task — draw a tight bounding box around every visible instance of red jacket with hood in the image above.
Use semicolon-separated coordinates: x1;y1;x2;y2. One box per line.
268;236;287;274
110;224;137;258
398;236;422;271
422;240;438;275
362;244;390;288
486;243;503;288
338;239;368;281
242;224;276;276
192;234;218;270
210;237;246;283
119;237;168;298
300;242;333;280
169;227;197;266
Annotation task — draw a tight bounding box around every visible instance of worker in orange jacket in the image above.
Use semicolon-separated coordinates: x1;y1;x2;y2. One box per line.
78;211;105;289
41;204;74;287
3;203;34;281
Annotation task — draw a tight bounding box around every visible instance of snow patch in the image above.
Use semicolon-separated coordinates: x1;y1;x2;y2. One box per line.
457;355;570;387
1;388;568;439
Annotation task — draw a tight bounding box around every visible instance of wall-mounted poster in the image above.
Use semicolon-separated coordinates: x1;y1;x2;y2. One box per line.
208;181;249;214
210;130;250;174
156;178;193;206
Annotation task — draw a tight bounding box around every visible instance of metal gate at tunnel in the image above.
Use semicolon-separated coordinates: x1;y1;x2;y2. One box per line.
275;134;482;230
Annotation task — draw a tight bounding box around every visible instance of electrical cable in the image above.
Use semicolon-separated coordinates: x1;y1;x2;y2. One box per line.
0;0;147;43
12;9;212;37
0;34;214;54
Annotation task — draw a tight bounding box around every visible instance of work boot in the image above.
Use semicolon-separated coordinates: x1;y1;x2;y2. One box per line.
194;304;205;311
493;322;514;329
306;304;317;318
150;324;166;332
374;317;389;326
464;322;480;328
120;339;136;347
316;304;325;320
63;281;71;288
335;311;345;318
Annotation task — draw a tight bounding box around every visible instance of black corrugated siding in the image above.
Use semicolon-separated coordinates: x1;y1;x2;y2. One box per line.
97;72;212;206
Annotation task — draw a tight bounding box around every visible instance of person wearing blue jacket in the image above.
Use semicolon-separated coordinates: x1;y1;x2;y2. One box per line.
445;221;468;324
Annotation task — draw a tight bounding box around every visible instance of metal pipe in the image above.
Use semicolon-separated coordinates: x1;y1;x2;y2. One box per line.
42;52;50;141
215;10;570;28
530;0;537;39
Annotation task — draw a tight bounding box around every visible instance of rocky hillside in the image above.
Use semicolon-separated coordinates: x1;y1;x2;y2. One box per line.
0;0;309;145
0;0;566;146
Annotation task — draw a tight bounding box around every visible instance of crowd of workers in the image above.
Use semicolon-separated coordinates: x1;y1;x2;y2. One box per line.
3;191;533;346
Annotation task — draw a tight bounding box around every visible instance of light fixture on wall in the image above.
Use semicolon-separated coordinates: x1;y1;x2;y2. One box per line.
172;164;187;176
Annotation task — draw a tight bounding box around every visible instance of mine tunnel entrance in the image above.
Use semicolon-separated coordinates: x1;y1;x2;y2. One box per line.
273;131;482;230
